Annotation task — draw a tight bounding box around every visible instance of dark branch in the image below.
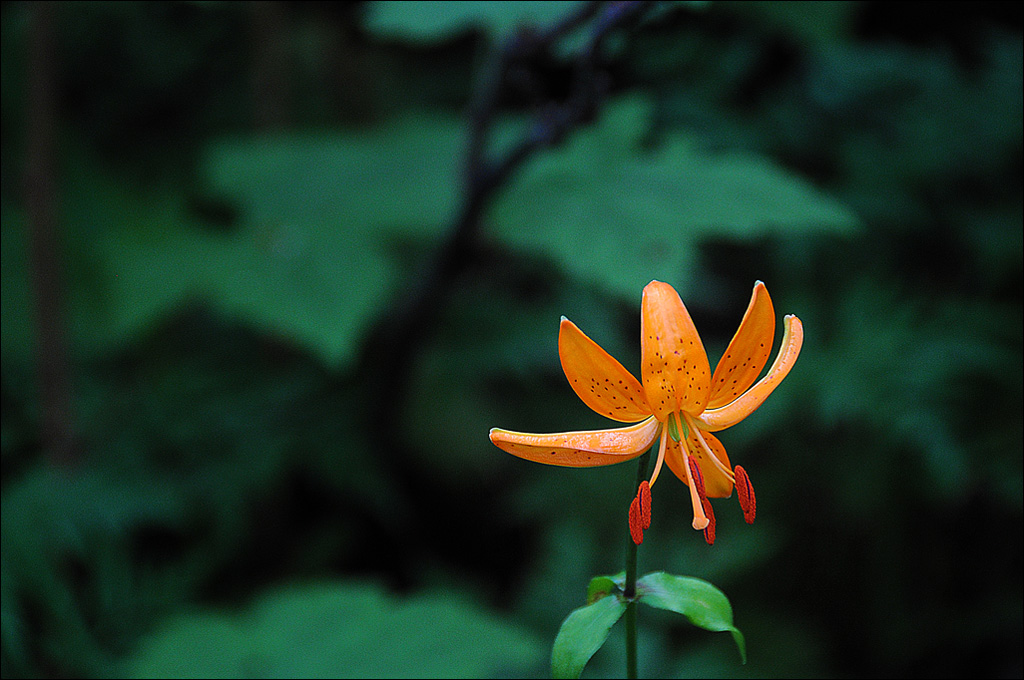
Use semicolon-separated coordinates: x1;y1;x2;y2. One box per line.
361;0;659;446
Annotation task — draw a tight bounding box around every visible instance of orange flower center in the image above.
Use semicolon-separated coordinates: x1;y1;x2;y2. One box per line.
640;411;756;544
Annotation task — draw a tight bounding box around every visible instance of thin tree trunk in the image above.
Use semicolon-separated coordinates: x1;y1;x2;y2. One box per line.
251;0;290;131
26;0;77;468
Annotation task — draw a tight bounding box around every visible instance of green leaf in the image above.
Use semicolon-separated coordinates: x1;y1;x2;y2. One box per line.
204;120;462;233
199;116;464;367
1;157;221;362
585;573;621;605
365;1;586;42
123;582;544;679
9;118;466;366
551;593;629;679
490;95;859;300
636;571;746;663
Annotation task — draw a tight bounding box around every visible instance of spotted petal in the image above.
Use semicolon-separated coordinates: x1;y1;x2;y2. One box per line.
708;281;775;409
641;281;711;418
489;416;661;467
559;318;651;423
698;314;804;432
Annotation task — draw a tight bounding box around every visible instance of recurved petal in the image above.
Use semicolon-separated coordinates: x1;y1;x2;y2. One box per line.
708;281;775;410
641;281;710;418
489;416;661;468
664;426;734;498
698;314;804;432
559;318;651;422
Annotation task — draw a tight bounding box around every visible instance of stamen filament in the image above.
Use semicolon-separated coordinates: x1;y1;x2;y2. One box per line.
685;413;735;483
648;425;668;487
687;457;716;545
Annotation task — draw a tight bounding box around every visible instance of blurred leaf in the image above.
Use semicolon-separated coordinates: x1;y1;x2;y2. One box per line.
200;118;464;366
3;117;469;367
204;120;462;232
551;591;628;679
722;1;861;51
635;571;746;664
808;34;1023;223
2;150;223;362
365;1;586;42
6;115;465;367
491;96;860;300
1;466;192;676
799;278;1018;502
123;582;544;679
65;184;220;354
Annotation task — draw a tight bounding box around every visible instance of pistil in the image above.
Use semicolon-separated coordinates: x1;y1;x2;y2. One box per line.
680;443;710;531
687;456;717;544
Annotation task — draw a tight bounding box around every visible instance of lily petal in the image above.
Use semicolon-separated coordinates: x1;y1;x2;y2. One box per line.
698;314;804;432
489;416;661;467
641;281;711;418
664;426;734;498
559;318;651;422
708;281;775;409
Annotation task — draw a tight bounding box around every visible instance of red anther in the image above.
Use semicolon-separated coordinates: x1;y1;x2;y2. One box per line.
734;465;756;524
702;496;716;545
628;495;644;545
638;481;652;529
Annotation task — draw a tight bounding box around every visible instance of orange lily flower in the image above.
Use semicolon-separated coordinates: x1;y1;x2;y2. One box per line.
490;280;803;544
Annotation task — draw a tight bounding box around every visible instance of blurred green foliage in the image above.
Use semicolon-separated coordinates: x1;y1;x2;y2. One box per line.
490;94;859;299
124;582;544;678
2;1;1021;679
366;0;587;42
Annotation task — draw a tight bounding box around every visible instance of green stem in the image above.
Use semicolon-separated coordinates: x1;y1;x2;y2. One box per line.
625;545;638;679
625;451;651;679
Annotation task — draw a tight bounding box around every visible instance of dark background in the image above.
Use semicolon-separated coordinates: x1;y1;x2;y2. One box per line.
2;2;1021;678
